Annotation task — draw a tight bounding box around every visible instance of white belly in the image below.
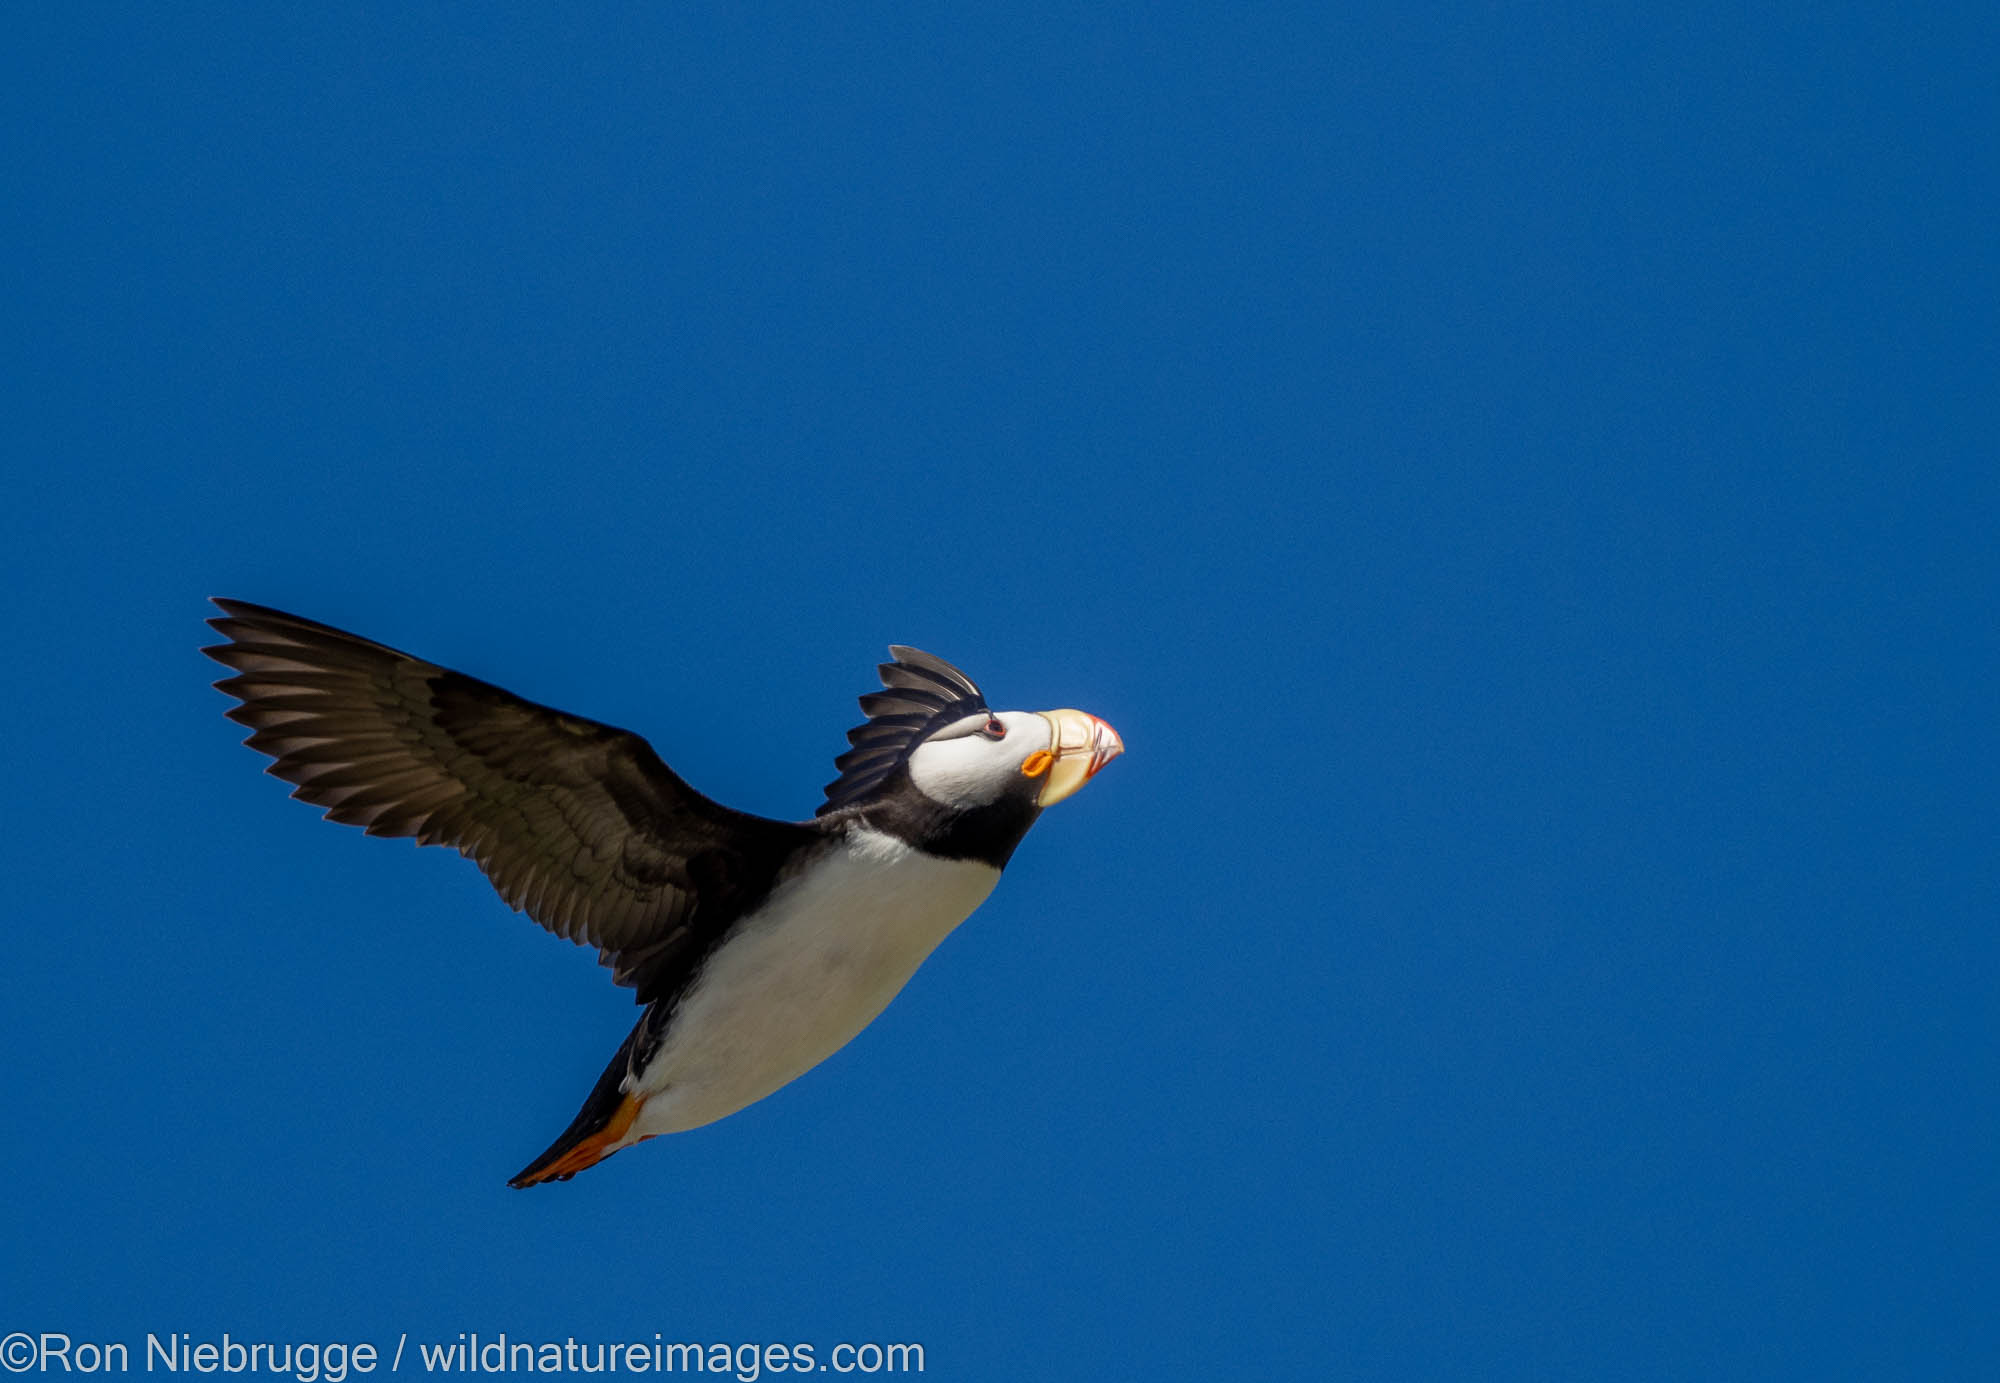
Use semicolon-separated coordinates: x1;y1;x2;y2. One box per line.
628;826;1000;1136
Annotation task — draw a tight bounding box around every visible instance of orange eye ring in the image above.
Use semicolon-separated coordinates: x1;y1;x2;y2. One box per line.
1020;749;1054;778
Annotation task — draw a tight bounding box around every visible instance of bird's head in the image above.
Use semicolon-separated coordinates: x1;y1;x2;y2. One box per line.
820;647;1122;821
904;707;1124;811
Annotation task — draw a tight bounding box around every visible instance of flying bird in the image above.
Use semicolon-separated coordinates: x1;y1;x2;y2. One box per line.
202;600;1122;1186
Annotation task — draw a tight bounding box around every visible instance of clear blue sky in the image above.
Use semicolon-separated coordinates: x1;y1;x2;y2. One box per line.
4;4;1993;1378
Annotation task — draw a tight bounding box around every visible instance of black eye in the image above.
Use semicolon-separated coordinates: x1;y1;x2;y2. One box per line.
981;717;1007;740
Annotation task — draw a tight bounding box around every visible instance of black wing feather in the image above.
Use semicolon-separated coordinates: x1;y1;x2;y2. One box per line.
818;646;989;815
203;599;816;1004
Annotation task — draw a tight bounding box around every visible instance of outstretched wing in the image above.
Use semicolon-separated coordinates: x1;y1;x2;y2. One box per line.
202;599;816;1004
819;645;989;814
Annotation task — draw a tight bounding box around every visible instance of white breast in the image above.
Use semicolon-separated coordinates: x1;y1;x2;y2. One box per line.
628;826;1001;1136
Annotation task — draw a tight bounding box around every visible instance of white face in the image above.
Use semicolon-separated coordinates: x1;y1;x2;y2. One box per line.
905;710;1051;809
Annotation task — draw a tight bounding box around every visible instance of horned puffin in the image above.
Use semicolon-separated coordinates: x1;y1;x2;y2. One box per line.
202;599;1122;1186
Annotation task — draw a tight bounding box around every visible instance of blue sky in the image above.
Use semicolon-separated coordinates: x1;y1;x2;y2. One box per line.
3;3;1993;1378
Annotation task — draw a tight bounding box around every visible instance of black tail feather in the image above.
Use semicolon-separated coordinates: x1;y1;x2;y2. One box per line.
507;1013;649;1188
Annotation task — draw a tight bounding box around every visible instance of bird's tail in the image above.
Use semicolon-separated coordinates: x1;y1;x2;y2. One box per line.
508;1016;654;1188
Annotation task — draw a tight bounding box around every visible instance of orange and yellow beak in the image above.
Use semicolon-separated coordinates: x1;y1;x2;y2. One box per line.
1022;709;1124;807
